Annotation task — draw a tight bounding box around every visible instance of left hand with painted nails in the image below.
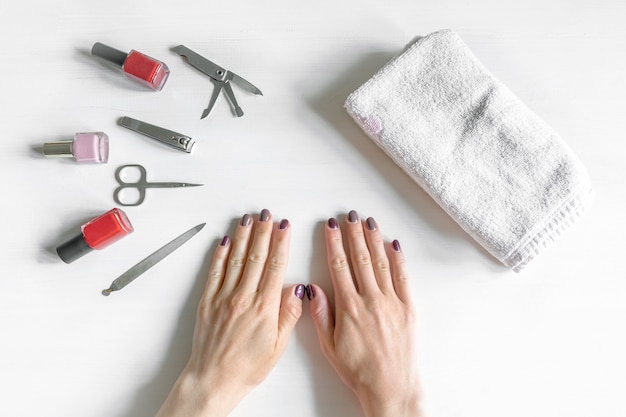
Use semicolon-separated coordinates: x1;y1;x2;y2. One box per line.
155;209;305;417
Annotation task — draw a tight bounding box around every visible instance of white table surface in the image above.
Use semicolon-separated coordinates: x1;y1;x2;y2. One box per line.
1;1;624;416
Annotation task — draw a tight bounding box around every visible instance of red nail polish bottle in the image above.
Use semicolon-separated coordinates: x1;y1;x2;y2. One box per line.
56;208;134;263
91;42;170;91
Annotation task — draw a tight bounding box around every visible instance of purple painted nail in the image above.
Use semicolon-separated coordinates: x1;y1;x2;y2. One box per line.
328;218;338;230
279;219;289;230
305;284;316;300
366;217;377;231
295;284;305;299
348;210;359;223
220;236;230;246
241;214;252;227
260;208;270;222
392;239;401;252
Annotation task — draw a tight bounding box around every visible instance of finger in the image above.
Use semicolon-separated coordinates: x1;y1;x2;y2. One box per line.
276;284;305;353
219;213;254;294
344;210;379;294
202;235;232;298
389;240;412;304
362;217;394;294
237;208;274;293
325;217;357;296
258;218;291;296
307;284;336;358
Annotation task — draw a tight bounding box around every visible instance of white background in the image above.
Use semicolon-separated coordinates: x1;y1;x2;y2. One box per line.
1;1;624;416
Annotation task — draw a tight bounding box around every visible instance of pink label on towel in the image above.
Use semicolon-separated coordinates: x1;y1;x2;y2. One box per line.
361;116;383;136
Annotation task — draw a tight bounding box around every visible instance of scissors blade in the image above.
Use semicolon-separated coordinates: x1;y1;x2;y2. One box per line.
230;72;263;96
102;223;206;296
172;45;228;82
144;182;204;188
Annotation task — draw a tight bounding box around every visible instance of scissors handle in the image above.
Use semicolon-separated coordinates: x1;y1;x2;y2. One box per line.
114;185;146;207
114;164;148;206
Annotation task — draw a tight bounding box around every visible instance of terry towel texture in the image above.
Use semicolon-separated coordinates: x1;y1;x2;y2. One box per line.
345;29;594;271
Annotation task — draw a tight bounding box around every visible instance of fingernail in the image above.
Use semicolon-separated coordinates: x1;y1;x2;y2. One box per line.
279;219;289;230
241;214;252;227
348;210;359;223
392;239;401;252
260;208;270;222
295;284;305;299
220;236;230;246
305;284;316;300
328;217;338;230
366;217;377;231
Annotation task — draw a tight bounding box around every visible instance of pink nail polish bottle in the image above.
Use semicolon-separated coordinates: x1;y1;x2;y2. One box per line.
43;132;109;164
91;42;170;91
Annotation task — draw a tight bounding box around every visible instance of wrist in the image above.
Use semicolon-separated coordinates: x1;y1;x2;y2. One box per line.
357;389;422;417
155;369;249;417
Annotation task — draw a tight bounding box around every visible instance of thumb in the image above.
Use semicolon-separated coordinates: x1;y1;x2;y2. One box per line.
307;284;335;356
277;284;305;350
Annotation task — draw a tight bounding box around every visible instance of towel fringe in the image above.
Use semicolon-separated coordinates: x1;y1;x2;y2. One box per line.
505;185;595;272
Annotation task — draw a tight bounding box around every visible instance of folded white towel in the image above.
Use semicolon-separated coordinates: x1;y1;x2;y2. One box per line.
345;29;594;271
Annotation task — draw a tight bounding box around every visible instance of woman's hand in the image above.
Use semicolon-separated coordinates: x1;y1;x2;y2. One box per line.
308;210;422;417
156;209;305;417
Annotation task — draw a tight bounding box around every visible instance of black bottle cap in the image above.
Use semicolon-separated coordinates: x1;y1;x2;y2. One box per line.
56;234;93;264
91;42;127;68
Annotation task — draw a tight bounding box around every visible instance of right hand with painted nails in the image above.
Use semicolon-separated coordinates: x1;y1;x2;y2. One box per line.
155;209;305;417
307;211;422;417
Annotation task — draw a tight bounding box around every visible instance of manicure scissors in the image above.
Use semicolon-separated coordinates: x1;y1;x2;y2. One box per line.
114;164;203;206
172;45;263;119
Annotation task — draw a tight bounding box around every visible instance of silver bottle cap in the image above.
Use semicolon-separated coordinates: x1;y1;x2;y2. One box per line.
43;141;73;158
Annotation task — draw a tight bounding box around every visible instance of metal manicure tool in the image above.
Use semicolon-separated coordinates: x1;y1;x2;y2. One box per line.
102;223;205;296
172;45;263;119
120;116;195;153
114;164;203;206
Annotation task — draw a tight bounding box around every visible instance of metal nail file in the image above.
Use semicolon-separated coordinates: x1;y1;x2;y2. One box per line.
119;116;195;153
102;223;205;296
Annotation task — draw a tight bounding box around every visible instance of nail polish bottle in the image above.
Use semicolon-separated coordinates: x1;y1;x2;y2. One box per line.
91;42;170;91
43;132;109;164
56;208;134;264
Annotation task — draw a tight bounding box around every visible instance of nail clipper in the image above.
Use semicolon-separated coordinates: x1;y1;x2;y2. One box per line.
119;116;195;153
